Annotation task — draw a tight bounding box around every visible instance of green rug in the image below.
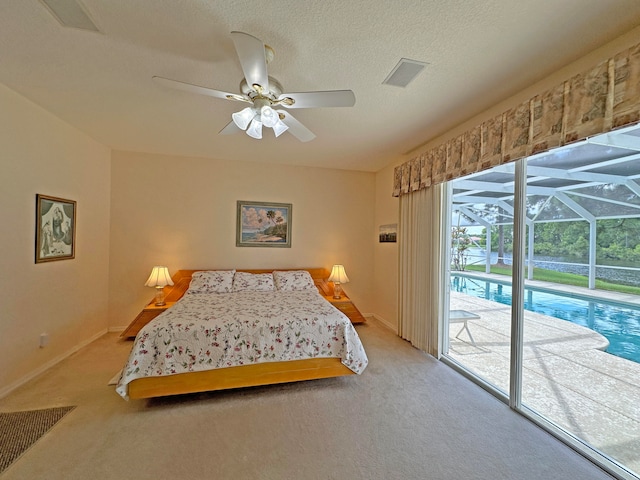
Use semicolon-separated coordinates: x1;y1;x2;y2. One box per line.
0;406;75;474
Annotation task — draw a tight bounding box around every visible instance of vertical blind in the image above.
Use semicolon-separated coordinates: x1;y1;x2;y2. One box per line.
398;185;443;357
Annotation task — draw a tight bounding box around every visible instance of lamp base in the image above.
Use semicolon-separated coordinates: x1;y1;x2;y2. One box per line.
332;282;342;299
154;287;166;306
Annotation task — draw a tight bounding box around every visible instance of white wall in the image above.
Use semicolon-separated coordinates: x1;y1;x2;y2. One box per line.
0;83;111;394
371;163;399;331
108;150;375;329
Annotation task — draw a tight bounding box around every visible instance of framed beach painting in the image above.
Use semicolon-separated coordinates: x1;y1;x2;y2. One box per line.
236;200;292;248
35;194;76;263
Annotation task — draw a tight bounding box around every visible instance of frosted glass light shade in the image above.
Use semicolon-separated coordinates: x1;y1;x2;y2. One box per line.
246;118;263;139
260;105;278;128
232;107;256;130
272;118;289;137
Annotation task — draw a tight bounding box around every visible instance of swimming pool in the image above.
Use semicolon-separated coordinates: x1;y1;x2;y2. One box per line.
451;274;640;364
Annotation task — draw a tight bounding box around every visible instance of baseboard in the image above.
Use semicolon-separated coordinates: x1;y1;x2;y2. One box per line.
108;326;125;333
365;313;397;334
0;328;108;399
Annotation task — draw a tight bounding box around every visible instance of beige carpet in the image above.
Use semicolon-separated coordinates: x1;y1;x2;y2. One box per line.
0;318;615;480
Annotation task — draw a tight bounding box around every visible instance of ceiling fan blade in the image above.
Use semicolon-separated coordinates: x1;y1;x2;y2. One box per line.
230;31;269;92
276;110;316;142
219;120;243;135
277;90;356;109
153;76;249;102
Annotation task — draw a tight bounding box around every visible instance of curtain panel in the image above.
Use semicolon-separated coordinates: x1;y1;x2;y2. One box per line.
392;42;640;197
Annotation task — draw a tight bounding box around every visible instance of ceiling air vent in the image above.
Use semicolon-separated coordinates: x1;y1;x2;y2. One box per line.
382;58;428;88
39;0;100;32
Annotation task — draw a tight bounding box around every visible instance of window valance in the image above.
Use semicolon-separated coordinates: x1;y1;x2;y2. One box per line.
393;42;640;197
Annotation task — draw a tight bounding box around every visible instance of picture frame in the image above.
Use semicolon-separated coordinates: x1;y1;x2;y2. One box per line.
379;223;397;243
35;194;76;263
236;200;292;248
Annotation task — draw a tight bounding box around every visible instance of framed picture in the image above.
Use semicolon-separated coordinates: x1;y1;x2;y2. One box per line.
236;200;292;248
379;223;397;243
35;194;76;263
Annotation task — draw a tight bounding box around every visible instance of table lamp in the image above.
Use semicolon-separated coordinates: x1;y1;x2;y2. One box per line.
328;264;349;299
144;266;174;306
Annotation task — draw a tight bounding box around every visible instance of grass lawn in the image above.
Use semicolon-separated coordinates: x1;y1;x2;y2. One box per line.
465;264;640;296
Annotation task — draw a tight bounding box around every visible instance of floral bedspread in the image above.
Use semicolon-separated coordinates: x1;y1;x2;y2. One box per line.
116;291;368;398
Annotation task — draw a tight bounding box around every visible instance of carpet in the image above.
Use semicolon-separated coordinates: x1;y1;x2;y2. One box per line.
0;406;75;474
0;328;618;480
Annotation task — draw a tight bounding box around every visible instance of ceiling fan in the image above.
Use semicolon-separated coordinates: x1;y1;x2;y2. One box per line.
153;31;356;142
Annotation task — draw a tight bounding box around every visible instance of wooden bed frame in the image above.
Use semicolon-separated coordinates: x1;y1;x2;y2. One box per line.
126;268;356;399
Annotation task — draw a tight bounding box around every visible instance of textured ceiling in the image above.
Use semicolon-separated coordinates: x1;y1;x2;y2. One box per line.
1;1;640;172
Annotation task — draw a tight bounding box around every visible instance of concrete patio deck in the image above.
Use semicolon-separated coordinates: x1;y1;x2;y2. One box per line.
446;280;640;476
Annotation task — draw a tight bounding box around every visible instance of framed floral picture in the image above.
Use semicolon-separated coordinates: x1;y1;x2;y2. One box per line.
236;200;292;248
35;194;76;263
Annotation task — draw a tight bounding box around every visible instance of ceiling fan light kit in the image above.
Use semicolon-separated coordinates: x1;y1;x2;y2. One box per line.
231;101;288;139
154;31;355;142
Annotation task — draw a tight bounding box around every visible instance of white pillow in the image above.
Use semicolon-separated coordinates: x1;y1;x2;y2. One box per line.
232;272;275;292
273;270;316;291
187;270;235;294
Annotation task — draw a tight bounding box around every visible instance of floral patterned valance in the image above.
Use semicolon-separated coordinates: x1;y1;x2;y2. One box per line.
393;42;640;197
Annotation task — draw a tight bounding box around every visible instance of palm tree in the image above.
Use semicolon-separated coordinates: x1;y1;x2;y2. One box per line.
266;210;276;226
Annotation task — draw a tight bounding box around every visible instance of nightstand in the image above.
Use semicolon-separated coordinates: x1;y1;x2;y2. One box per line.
120;301;176;338
324;293;366;324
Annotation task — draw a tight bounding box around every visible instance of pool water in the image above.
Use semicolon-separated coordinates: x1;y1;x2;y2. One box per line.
451;275;640;363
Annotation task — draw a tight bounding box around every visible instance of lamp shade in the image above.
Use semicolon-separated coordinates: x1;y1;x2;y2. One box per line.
260;105;278;128
272;118;289;137
328;265;349;284
232;107;256;130
144;266;174;288
246;118;263;139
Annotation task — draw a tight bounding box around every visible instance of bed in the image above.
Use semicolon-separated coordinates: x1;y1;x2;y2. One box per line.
116;268;368;399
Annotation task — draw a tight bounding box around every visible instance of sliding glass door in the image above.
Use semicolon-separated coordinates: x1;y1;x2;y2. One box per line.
446;166;514;396
442;129;640;480
520;144;640;479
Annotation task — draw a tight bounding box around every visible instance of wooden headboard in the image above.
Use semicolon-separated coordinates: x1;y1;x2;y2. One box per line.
162;268;332;303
